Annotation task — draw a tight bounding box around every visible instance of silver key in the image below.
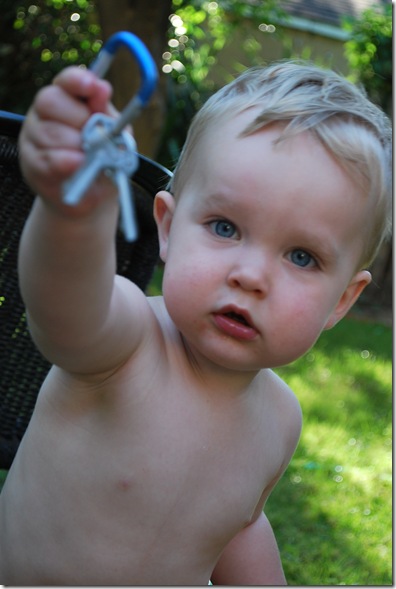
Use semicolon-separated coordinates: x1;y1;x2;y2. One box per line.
110;168;138;242
62;113;139;241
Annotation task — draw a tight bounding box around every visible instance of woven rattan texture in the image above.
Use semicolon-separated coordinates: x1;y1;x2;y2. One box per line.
0;134;160;468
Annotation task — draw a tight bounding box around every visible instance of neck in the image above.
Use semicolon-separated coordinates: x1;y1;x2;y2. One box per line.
180;333;263;399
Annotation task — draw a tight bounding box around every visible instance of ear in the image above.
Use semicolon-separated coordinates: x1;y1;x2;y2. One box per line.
324;270;372;330
153;190;175;262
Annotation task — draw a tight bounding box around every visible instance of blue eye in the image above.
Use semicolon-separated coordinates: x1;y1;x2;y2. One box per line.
210;220;238;239
290;249;316;268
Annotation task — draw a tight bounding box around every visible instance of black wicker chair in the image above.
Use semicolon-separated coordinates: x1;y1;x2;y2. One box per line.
0;111;171;469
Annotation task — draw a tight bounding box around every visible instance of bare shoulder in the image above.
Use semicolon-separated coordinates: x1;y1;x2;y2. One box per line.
245;369;302;518
264;369;301;412
109;283;175;365
111;277;170;346
259;368;302;452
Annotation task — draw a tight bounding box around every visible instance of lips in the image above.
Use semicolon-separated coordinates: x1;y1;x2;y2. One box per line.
213;306;259;340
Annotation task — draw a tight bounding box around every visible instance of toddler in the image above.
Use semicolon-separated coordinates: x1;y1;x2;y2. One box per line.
0;60;391;585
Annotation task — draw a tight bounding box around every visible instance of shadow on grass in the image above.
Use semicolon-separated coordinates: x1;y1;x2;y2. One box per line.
314;317;391;362
279;318;392;431
266;460;392;585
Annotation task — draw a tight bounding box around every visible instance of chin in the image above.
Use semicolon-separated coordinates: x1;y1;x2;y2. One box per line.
184;338;269;374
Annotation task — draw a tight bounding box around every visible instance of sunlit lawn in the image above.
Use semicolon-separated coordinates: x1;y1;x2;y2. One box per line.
1;267;392;585
270;317;392;585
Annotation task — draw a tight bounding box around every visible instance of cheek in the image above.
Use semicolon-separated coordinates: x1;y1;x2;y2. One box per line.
282;275;338;321
268;313;323;366
161;245;219;330
164;237;217;289
161;259;202;313
275;289;329;348
161;268;202;340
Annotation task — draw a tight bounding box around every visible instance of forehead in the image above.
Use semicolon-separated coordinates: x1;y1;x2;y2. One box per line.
191;116;341;197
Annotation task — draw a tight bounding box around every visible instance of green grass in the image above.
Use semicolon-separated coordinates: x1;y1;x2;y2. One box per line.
269;318;392;585
1;272;391;586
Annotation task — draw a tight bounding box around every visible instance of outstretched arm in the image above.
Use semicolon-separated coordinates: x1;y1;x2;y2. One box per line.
18;67;150;375
211;512;286;586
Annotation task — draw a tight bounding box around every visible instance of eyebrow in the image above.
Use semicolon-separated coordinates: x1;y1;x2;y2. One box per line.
204;190;243;211
295;231;341;266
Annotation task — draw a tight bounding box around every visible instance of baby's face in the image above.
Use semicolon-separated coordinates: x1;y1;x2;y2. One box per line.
155;117;372;372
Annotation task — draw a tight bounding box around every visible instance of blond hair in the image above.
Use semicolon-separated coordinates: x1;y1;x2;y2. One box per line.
170;61;392;268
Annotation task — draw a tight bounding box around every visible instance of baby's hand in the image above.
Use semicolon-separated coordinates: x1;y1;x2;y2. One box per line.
19;66;115;214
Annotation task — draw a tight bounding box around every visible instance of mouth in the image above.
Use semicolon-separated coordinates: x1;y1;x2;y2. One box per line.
223;310;251;327
213;307;258;340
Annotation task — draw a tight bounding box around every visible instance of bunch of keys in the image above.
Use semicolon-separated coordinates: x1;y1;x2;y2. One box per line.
62;31;158;242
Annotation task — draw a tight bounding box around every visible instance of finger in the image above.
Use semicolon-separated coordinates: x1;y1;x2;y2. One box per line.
32;84;92;130
22;110;83;152
53;66;112;114
19;142;84;184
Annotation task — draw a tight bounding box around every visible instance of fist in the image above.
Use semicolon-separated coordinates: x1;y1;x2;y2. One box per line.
18;67;115;213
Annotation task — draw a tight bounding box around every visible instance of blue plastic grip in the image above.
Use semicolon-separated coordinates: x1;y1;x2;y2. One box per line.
96;31;158;106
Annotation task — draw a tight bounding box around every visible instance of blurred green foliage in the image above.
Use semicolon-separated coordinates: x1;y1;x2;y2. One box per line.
158;0;286;167
159;1;392;166
163;0;284;91
0;0;101;114
1;0;286;166
342;4;392;113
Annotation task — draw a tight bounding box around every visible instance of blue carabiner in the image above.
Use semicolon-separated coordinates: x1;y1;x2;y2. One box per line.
90;31;158;134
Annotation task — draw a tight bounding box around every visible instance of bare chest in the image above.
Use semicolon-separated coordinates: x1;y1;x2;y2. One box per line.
1;371;282;584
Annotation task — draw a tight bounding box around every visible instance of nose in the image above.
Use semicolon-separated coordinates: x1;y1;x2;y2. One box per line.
226;250;270;296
